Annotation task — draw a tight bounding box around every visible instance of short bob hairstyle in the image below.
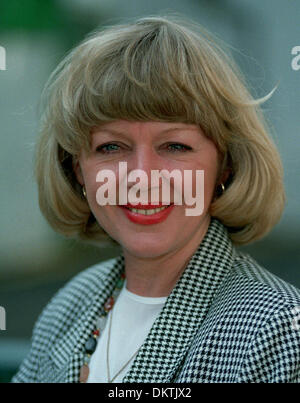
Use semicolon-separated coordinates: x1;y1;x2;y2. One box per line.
35;15;285;246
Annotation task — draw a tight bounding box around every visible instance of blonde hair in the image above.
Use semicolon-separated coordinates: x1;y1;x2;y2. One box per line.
35;15;285;245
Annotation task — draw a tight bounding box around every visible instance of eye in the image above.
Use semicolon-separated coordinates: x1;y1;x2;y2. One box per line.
96;143;121;154
165;143;192;152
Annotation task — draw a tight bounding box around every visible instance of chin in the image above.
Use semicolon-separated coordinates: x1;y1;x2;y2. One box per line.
120;234;174;259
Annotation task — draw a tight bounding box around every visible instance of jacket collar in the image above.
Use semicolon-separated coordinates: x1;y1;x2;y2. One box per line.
66;217;235;382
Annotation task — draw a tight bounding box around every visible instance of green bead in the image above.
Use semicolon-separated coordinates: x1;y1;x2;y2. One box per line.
116;278;124;289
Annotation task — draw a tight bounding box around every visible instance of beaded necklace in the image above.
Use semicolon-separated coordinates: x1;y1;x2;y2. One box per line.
79;271;129;383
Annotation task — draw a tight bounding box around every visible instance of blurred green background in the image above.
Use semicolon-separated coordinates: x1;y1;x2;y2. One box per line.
0;0;299;382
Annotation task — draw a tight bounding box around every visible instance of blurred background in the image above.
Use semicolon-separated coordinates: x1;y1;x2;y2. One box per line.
0;0;299;382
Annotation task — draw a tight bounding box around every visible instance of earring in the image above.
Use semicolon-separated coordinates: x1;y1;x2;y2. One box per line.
82;186;87;198
216;182;225;198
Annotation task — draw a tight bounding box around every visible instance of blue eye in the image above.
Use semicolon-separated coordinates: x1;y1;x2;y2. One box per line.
167;143;192;152
96;142;192;154
96;143;121;153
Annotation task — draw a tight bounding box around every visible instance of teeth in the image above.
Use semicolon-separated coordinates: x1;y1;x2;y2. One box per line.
128;206;169;215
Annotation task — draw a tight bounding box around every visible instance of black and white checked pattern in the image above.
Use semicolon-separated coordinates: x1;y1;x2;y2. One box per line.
11;218;300;383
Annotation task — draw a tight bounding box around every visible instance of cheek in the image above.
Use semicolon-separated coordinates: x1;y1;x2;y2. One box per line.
204;160;219;195
84;162;116;192
204;160;219;187
192;151;219;202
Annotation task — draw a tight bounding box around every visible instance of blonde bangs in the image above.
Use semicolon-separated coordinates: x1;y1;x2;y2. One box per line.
40;17;263;152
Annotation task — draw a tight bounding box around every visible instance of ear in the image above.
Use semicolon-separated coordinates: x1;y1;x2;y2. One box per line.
73;159;84;186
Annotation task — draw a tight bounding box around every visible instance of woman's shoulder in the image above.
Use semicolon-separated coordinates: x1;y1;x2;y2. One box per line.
60;256;119;294
214;249;300;326
220;251;300;382
33;257;120;336
231;250;300;302
11;256;121;383
47;256;119;308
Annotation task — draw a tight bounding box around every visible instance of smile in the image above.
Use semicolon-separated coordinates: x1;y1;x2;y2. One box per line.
118;203;174;225
126;206;168;215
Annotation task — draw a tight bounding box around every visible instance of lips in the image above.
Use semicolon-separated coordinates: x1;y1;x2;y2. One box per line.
118;203;174;225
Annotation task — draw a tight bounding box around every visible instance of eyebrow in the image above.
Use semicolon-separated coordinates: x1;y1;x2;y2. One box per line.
92;126;199;137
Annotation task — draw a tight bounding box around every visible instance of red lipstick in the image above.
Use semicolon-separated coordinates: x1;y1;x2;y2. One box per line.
118;203;174;225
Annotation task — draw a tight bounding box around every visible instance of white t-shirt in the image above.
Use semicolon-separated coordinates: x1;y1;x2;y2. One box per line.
87;280;168;383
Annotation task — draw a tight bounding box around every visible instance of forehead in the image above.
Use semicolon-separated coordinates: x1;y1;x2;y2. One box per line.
91;120;202;136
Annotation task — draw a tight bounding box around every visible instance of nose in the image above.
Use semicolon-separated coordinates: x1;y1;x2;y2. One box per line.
125;145;163;202
128;145;161;177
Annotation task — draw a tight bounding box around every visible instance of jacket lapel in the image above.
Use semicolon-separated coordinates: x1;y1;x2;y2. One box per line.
122;218;235;382
65;217;235;383
66;254;125;383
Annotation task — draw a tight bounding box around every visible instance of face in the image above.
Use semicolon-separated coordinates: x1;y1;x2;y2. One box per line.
74;120;221;259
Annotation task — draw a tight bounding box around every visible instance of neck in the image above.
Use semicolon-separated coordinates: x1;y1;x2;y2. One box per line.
123;215;211;297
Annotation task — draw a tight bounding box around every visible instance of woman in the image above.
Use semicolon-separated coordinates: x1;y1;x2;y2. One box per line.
12;16;299;383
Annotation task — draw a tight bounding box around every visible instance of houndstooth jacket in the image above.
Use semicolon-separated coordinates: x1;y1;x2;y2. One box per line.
12;218;300;383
